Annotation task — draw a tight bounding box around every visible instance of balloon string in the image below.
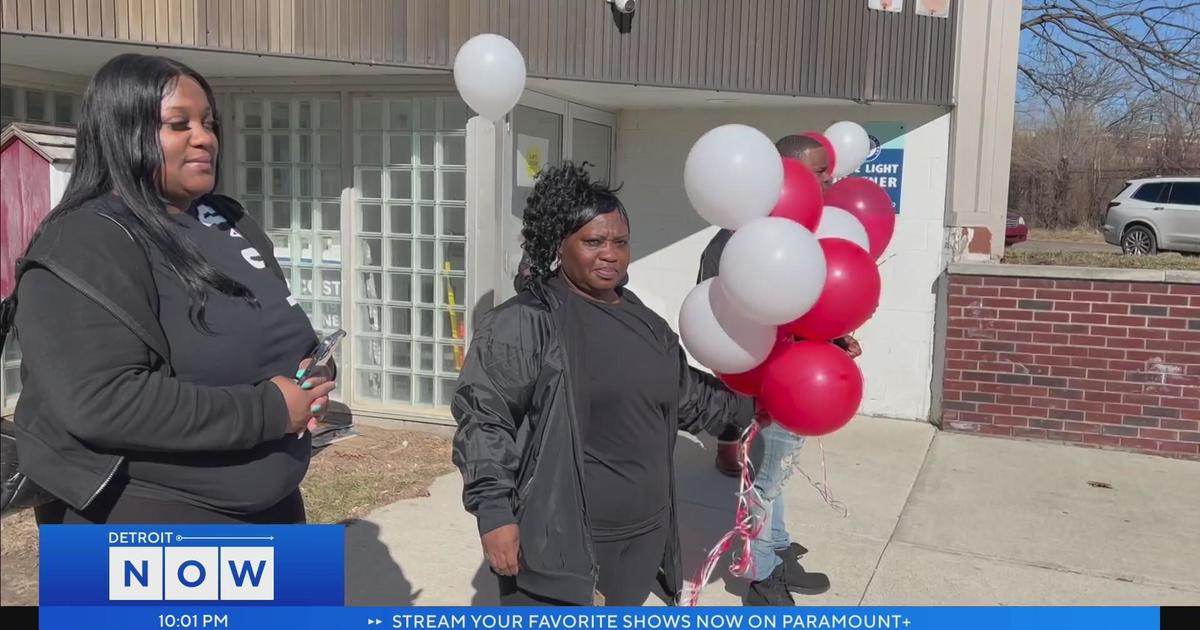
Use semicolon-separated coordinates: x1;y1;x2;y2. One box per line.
792;438;849;517
685;421;763;606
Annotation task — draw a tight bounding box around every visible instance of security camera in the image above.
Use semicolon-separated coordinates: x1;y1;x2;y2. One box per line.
608;0;636;14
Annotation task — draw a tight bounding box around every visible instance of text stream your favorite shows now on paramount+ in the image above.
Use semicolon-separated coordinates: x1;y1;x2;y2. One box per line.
34;525;1180;630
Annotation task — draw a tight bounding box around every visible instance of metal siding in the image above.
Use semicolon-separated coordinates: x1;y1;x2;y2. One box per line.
3;0;955;105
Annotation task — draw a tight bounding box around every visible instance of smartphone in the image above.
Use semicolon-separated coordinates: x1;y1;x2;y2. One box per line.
296;329;346;384
295;329;345;438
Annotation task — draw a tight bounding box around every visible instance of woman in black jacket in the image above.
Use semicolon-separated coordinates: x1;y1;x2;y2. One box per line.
13;53;336;524
452;164;753;606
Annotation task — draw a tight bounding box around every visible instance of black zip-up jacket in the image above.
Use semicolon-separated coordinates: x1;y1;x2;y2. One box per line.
12;194;295;512
451;277;753;605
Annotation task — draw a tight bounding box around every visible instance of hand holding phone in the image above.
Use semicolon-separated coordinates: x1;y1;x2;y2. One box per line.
293;329;345;438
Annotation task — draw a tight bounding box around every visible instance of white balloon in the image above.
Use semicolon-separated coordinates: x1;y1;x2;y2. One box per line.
815;205;871;253
718;217;827;325
679;279;777;374
825;121;871;177
684;124;784;230
453;34;527;121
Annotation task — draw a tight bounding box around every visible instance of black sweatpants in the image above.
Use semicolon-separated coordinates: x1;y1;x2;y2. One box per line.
499;525;669;607
34;488;306;525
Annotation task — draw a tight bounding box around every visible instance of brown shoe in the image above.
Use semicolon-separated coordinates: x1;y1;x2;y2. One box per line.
715;441;742;477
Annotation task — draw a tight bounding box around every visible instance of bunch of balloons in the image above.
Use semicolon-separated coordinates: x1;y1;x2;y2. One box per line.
679;122;896;437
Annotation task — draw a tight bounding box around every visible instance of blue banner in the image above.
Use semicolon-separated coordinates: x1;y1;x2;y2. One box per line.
38;606;1160;630
39;525;344;606
852;123;905;214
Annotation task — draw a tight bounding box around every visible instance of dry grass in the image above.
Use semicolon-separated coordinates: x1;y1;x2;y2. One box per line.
0;424;453;606
1027;227;1107;244
1002;250;1200;271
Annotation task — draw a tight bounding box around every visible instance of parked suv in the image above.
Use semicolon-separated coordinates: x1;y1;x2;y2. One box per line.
1104;177;1200;255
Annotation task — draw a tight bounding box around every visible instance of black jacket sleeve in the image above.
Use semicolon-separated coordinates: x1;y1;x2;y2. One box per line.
697;229;734;284
675;343;755;437
450;307;541;535
15;268;290;453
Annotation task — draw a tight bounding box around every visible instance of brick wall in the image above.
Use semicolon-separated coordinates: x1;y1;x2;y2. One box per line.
941;269;1200;459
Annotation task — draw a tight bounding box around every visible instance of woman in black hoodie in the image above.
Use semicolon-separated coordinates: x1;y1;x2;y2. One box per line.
452;163;753;606
13;54;335;524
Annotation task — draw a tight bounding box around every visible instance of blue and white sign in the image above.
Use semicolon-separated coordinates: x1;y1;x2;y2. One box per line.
39;525;344;607
853;122;905;214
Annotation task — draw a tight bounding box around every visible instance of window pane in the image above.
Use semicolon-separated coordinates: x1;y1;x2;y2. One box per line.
390;206;413;235
441;135;466;166
25;90;47;122
389;135;412;165
419;206;436;237
417;99;437;130
319;134;340;164
1167;182;1200;206
271;201;293;229
298;168;314;197
389;100;413;130
438;378;457;406
417;342;436;371
270;102;291;128
360;305;382;333
389;340;412;370
243;135;264;162
362;272;382;301
1132;183;1166;203
441;171;466;202
319;101;340;129
320;270;342;299
319;168;341;198
299;268;315;297
360;170;382;199
441;271;466;303
243;168;263;195
361;238;382;267
443;99;469;129
389;304;412;333
1;86;16;120
271;134;292;162
418;240;436;270
359;100;384;130
416;376;435;405
393;270;417;302
390;171;412;200
243;100;263;128
298;101;313;129
436;242;463;273
441;206;466;237
389;374;412;402
361;204;383;233
271;168;292;195
417;171;436;201
299;135;312;162
390;239;413;269
321;202;341;230
358;135;383;165
417;135;435;166
417;276;436;304
54;93;76;125
358;371;383;400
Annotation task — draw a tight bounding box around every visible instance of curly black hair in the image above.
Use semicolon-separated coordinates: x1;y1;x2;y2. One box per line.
520;162;629;281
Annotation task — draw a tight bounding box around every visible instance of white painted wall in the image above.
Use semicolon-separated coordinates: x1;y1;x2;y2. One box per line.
616;105;952;421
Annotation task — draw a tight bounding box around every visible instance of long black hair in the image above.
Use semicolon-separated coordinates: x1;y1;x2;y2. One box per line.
30;53;255;329
520;163;629;281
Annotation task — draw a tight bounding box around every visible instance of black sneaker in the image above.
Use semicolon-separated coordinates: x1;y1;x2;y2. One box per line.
775;546;830;595
743;564;795;606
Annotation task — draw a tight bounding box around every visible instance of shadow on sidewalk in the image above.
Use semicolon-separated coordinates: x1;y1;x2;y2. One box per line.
344;519;420;606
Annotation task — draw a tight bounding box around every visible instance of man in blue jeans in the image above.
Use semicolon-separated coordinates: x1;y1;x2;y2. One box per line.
697;134;859;605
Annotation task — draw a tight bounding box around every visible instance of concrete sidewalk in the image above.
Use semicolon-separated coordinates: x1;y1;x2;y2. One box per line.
343;417;1200;606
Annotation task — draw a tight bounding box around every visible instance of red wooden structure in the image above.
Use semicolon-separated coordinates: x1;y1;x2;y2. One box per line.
1;123;75;299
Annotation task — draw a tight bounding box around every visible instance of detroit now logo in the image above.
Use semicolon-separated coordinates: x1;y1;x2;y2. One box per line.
108;531;273;601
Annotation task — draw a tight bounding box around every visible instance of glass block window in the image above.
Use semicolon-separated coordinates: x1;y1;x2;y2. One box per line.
0;338;20;413
236;96;345;351
353;96;468;407
0;85;80;128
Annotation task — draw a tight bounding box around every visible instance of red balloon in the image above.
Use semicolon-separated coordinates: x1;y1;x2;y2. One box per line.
823;178;895;259
783;240;881;341
768;158;823;230
718;335;794;397
760;341;864;437
802;131;837;177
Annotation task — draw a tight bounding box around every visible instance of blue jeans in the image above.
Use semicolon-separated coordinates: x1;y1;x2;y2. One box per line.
747;422;806;581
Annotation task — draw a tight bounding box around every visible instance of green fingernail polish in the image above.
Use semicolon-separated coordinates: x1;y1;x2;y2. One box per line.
302;381;313;390
311;404;322;413
295;369;305;379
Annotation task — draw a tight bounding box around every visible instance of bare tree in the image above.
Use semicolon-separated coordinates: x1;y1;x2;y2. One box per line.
1021;1;1200;102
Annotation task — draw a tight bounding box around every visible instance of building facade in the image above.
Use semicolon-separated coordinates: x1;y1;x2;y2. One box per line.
1;0;1021;427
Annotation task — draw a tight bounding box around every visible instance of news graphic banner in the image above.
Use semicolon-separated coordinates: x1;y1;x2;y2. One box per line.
37;525;1168;630
852;123;905;214
39;524;344;606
